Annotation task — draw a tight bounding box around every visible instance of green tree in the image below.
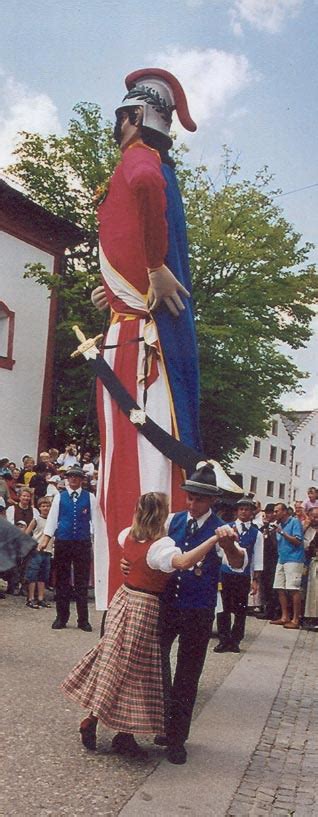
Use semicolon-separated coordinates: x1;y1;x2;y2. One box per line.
7;111;318;462
180;151;318;461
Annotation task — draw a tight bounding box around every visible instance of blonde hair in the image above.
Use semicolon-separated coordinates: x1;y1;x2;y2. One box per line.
130;492;169;542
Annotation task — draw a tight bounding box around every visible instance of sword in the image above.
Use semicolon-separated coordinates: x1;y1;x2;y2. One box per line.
71;325;204;474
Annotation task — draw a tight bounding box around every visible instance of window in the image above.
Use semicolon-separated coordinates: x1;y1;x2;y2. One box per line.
293;489;297;502
295;462;301;477
253;440;261;458
267;480;274;497
0;301;15;370
279;483;285;500
310;434;316;447
280;449;287;466
271;420;278;436
270;446;277;462
311;468;318;481
250;476;258;494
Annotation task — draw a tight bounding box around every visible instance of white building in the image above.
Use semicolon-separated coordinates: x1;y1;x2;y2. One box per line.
0;179;82;463
230;410;318;506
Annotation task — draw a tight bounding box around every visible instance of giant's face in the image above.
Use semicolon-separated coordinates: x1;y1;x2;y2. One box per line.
113;106;142;147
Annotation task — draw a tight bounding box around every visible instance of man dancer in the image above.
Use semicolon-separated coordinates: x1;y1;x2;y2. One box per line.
158;463;248;764
91;68;202;610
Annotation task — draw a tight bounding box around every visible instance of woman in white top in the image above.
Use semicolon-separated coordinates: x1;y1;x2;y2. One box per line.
61;492;241;756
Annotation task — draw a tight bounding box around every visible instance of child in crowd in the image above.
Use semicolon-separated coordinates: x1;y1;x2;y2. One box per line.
25;496;54;609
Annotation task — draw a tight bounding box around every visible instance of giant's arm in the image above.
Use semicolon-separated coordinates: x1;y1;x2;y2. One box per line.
125;149;189;316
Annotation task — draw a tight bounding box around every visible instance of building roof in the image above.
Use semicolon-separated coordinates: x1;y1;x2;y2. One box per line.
281;410;318;436
0;179;84;253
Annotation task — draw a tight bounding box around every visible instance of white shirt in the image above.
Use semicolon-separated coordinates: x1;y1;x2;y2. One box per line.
43;486;96;538
233;519;264;573
118;528;181;572
83;462;95;477
56;453;79;468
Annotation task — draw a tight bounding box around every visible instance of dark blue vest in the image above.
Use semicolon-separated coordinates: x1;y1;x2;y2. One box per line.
221;523;258;577
55;490;91;542
162;511;223;610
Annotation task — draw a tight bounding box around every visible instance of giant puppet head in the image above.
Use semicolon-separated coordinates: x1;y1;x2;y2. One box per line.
114;68;197;150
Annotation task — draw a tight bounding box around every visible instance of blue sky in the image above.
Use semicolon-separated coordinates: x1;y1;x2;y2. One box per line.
1;0;317;408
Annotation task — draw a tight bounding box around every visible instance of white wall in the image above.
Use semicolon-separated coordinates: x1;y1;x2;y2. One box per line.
0;231;53;463
292;412;318;501
230;414;293;506
231;411;318;506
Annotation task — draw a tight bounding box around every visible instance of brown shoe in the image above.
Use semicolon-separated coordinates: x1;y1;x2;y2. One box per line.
283;621;300;629
270;619;290;625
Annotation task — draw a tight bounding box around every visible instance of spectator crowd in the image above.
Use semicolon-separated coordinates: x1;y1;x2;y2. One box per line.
1;448;318;638
0;444;98;606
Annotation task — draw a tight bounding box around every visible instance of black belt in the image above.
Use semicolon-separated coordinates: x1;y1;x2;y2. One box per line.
125;582;160;597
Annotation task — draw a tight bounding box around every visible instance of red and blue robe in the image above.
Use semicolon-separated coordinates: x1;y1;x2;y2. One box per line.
94;141;201;608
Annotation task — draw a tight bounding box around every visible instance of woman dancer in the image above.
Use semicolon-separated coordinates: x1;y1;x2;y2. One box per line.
61;492;238;756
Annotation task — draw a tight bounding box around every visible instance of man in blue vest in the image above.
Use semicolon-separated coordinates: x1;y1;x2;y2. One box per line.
214;497;263;655
157;463;248;765
39;465;96;631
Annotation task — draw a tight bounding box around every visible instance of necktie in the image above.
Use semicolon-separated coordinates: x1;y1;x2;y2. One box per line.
72;491;78;502
186;518;199;537
241;522;247;532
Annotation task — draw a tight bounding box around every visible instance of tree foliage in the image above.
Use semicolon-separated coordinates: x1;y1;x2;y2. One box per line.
7;107;318;462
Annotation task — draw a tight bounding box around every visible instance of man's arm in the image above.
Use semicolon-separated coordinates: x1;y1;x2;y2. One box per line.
219;532;246;570
38;494;60;549
278;519;303;547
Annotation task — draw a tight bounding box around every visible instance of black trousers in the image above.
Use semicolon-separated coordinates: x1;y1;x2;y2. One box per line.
54;539;91;626
158;603;211;747
218;573;251;647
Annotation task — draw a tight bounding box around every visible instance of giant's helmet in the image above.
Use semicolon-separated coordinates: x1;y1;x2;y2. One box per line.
116;68;197;142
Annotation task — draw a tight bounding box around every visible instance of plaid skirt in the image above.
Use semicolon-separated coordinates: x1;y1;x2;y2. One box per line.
61;585;165;734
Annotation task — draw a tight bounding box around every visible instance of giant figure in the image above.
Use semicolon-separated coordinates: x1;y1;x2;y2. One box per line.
92;69;203;609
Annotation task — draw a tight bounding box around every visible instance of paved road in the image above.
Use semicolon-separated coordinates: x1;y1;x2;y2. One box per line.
2;595;318;816
1;594;262;816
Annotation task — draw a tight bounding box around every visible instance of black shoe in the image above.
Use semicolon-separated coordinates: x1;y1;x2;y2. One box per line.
111;732;147;758
154;734;168;746
166;744;187;765
213;642;231;653
229;643;240;653
0;592;6;599
52;618;67;629
80;717;97;750
78;622;92;632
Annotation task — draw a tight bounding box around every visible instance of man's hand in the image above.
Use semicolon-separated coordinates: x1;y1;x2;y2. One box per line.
37;534;50;552
216;525;238;542
120;557;131;576
91;285;108;312
148;264;190;317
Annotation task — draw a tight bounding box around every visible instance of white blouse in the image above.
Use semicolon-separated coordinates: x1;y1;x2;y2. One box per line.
118;528;182;573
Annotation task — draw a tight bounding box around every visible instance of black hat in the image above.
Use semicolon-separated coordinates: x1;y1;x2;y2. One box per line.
181;463;219;496
236;497;255;508
66;465;84;478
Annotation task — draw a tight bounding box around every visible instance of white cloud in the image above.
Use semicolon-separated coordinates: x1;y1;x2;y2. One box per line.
0;72;61;169
231;0;304;34
148;46;255;136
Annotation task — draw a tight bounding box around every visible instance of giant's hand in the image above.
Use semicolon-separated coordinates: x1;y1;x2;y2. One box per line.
91;285;108;312
148;264;190;317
